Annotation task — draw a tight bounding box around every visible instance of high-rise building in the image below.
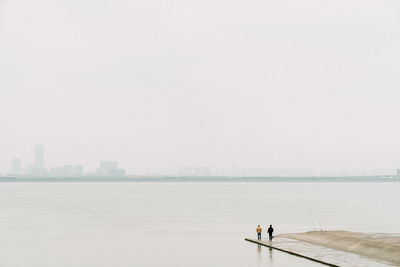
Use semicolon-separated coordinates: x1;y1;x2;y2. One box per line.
35;145;44;168
11;158;22;174
96;161;125;177
28;145;46;176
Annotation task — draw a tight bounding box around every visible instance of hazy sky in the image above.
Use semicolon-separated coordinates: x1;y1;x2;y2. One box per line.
1;0;400;174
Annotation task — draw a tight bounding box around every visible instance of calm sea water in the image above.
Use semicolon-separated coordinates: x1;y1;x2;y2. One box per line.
0;182;399;266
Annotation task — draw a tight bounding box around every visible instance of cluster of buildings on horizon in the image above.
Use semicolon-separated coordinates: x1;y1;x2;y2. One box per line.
178;166;400;178
5;146;400;178
9;146;126;178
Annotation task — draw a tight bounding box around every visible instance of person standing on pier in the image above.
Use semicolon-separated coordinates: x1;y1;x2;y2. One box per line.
256;225;262;240
268;225;274;240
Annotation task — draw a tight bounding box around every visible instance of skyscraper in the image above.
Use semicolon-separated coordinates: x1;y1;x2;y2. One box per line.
28;145;46;176
34;145;44;168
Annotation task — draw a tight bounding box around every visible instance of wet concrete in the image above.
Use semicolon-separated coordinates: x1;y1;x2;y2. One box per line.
282;231;400;266
246;237;395;267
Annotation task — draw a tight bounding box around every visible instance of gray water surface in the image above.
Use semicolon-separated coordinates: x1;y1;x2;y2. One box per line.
0;182;399;266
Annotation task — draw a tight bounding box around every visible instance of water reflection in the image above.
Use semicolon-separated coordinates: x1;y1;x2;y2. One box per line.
256;244;274;266
269;247;273;262
257;244;262;262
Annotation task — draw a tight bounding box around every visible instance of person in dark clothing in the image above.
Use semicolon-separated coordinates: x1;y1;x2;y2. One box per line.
267;225;274;240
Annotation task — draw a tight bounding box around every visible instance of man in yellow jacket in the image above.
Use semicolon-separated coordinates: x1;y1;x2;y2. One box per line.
256;225;262;240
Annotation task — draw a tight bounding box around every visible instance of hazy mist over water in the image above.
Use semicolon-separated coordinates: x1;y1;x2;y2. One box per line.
2;1;400;266
1;0;400;174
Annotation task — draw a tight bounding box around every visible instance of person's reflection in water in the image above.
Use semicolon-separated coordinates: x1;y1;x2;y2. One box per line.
269;247;273;262
256;244;262;262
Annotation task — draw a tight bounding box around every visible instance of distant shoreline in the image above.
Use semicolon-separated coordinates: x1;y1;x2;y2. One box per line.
1;176;400;182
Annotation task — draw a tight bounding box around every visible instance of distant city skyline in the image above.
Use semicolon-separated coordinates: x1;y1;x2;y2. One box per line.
6;146;127;177
2;145;400;177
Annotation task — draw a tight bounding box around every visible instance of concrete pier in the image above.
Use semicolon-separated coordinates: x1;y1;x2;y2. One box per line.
281;231;400;266
245;238;339;267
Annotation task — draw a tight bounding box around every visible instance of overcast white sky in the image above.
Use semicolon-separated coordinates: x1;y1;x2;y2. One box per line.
1;0;400;174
